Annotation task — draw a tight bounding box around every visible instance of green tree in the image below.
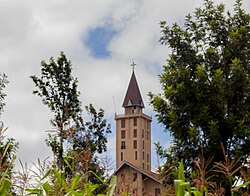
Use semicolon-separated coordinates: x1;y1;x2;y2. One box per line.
66;104;111;193
31;52;111;192
31;52;83;170
72;104;111;155
149;0;249;193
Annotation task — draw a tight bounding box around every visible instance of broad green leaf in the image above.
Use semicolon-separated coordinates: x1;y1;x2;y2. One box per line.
191;190;202;196
41;168;52;181
88;170;105;185
53;168;67;189
2;143;11;162
70;173;82;190
174;180;182;195
180;182;191;196
64;156;74;173
42;181;54;194
0;178;11;196
106;176;117;196
178;160;185;181
26;188;43;195
84;183;98;196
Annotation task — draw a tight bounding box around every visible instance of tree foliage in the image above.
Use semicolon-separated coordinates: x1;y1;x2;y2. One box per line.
66;104;111;193
150;0;250;191
31;52;82;129
31;52;83;170
31;52;111;191
0;73;8;116
72;104;111;154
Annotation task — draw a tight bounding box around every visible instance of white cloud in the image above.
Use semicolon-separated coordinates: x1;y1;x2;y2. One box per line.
0;0;249;170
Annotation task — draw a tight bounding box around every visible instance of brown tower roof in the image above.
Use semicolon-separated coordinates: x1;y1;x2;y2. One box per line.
122;71;144;108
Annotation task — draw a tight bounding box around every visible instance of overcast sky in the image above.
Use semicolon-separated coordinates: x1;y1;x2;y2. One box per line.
1;0;249;171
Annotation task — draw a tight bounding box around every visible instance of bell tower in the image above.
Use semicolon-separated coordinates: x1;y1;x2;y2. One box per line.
115;67;152;173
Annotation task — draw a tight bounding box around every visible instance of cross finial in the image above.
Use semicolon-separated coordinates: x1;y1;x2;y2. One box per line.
131;59;136;72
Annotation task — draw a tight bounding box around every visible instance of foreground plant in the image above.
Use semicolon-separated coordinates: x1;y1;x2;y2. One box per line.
26;169;116;196
213;146;250;195
0;141;13;196
172;158;250;196
0;122;18;196
174;160;202;196
26;158;116;196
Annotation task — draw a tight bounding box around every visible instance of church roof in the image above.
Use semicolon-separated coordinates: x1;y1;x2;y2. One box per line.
122;71;144;108
114;161;161;184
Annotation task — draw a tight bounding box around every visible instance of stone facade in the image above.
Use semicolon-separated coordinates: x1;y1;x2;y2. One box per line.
114;70;162;195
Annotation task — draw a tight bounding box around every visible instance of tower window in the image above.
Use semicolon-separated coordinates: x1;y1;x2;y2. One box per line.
143;141;144;149
121;152;123;161
133;117;137;126
142;129;144;138
143;151;145;160
155;188;160;196
147;153;149;162
132;106;136;114
121;141;126;149
135;151;137;160
147;121;150;129
121;119;126;128
146;131;149;140
133;140;137;149
133;173;137;182
121;130;125;139
133;129;137;137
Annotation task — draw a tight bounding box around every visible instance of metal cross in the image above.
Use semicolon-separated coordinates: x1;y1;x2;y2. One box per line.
131;59;136;71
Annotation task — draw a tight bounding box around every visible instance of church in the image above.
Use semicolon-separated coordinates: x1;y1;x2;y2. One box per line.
113;65;162;195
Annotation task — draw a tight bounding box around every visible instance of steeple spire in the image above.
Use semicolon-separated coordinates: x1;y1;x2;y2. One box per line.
122;66;144;108
115;62;159;195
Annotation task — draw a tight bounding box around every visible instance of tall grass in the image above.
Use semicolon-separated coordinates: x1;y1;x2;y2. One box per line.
0;122;17;195
173;158;250;196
